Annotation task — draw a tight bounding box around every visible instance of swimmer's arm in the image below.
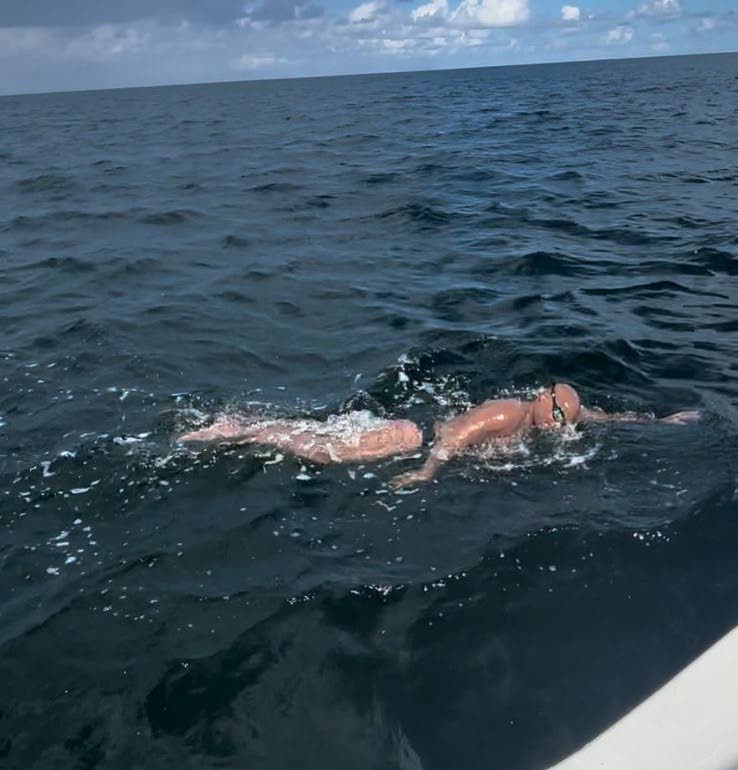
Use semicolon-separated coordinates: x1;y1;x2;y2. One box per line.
578;406;653;423
390;402;522;488
579;407;700;425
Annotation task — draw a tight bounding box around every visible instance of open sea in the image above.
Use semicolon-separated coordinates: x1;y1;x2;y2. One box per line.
2;52;738;770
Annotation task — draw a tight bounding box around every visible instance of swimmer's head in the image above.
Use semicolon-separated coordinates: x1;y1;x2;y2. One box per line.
532;383;581;428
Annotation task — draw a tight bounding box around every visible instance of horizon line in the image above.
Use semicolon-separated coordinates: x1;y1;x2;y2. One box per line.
2;48;736;99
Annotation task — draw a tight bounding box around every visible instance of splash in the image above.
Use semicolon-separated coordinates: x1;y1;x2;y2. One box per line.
468;424;603;476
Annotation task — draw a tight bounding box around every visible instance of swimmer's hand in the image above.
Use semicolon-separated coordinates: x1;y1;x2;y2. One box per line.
659;410;701;425
389;467;435;490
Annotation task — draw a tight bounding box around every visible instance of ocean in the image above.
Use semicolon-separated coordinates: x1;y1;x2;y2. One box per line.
1;52;737;769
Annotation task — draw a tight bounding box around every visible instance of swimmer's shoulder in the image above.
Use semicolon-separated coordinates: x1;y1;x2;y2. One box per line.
479;397;526;415
476;398;528;431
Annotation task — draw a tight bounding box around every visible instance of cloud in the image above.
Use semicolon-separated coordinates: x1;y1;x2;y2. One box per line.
697;16;716;31
379;37;412;51
348;1;389;23
628;0;681;21
350;23;505;57
451;0;530;28
234;52;286;68
560;5;580;22
604;25;633;43
410;0;529;28
411;0;448;22
238;0;324;25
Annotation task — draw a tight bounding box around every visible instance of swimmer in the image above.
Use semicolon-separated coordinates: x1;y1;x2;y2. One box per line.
389;383;699;488
178;384;698;486
178;410;423;464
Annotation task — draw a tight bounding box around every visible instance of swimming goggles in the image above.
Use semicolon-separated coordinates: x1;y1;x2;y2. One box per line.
550;385;567;425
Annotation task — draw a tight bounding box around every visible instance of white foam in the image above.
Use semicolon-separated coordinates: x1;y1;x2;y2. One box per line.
472;427;601;475
263;453;284;466
113;436;142;445
69;480;100;494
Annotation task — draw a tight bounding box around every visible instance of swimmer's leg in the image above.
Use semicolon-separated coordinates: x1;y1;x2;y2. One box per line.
179;417;340;462
178;415;282;443
234;420;422;464
336;421;422;462
179;416;422;465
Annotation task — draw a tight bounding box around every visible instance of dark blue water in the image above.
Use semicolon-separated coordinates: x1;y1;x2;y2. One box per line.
2;53;738;770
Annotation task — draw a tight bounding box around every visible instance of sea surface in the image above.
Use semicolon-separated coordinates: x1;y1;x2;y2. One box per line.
2;52;738;770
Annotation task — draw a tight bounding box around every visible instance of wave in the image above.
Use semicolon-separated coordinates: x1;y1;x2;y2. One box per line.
1;208;134;231
547;170;585;181
582;279;727;299
507;250;591;277
20;255;97;273
16;172;76;194
139;209;202;225
363;172;399;184
249;182;303;193
373;201;454;227
221;234;251;248
690;246;738;275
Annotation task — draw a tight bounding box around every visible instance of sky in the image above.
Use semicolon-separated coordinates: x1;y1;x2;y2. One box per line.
0;0;735;95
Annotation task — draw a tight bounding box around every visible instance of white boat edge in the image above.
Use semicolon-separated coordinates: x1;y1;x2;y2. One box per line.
546;625;738;770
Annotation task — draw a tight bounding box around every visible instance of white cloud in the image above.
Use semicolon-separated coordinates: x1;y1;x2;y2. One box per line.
629;0;681;21
604;25;633;44
697;17;716;31
380;38;412;52
561;5;580;22
450;0;530;28
234;52;287;68
409;0;529;29
411;0;449;23
347;19;506;58
348;1;388;24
